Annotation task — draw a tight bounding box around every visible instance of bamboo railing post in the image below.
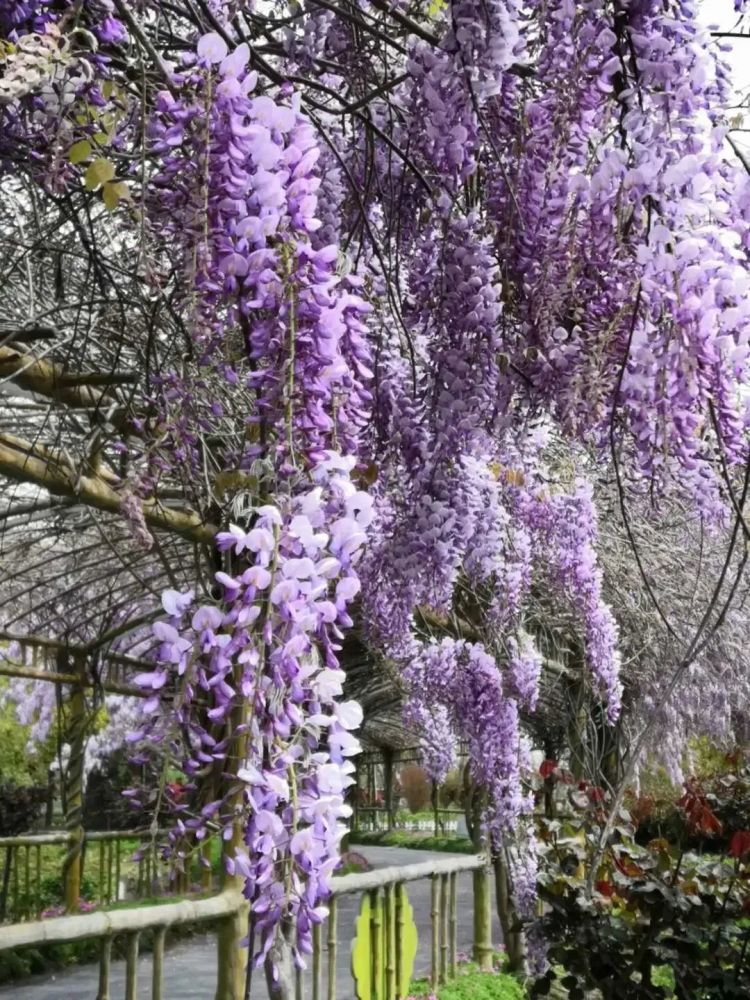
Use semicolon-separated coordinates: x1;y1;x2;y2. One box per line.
0;845;11;922
472;866;493;972
394;882;404;1000
295;965;303;1000
125;931;139;1000
23;844;30;918
312;922;322;1000
106;839;113;903
99;840;105;904
370;888;382;1000
439;874;448;985
327;896;337;1000
97;935;112;1000
152;926;166;1000
115;839;121;902
35;845;41;917
12;845;18;920
430;875;439;989
448;872;458;978
384;883;396;1000
62;651;87;913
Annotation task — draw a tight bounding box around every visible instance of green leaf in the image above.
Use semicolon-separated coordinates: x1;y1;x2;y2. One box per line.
69;140;92;165
102;180;128;211
84;158;115;191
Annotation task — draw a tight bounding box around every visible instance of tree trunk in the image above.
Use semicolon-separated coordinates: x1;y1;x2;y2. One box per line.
215;651;249;1000
62;652;87;912
493;850;525;973
383;749;395;831
264;921;296;1000
45;768;55;828
0;847;12;922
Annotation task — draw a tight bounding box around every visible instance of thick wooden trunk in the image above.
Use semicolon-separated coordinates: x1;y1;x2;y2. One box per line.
264;922;296;1000
493;851;525;973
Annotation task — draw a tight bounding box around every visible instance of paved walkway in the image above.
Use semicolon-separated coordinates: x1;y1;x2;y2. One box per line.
0;847;501;1000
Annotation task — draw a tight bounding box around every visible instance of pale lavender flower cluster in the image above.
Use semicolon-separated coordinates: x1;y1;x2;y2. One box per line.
403;702;457;784
497;0;750;508
147;36;371;477
403;638;531;840
521;480;622;719
132;455;370;963
402;0;523;185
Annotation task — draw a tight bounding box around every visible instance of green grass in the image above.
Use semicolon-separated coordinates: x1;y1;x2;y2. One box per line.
408;962;526;999
350;829;475;854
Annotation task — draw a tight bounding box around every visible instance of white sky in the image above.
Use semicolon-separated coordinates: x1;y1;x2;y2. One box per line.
699;0;750;100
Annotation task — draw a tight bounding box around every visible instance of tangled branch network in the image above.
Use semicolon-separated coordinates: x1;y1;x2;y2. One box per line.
2;0;750;972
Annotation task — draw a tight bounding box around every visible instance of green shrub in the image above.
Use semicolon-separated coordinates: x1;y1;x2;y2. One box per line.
408;964;525;999
350;829;474;854
439;769;465;809
534;759;750;999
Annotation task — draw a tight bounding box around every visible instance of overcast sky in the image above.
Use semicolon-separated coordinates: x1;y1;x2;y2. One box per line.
699;0;750;101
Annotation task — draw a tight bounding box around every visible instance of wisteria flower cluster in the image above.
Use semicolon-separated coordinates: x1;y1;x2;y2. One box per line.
4;0;750;977
403;637;531;840
131;456;371;963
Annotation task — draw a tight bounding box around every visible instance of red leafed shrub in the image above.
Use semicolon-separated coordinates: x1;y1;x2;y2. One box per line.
678;781;723;836
539;759;557;779
729;830;750;860
399;765;431;813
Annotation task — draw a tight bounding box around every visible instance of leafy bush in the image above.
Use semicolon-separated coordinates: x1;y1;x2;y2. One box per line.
533;760;750;999
0;783;46;836
400;765;432;813
439;769;465;808
408;961;525;999
84;749;159;831
629;749;750;853
350;829;474;853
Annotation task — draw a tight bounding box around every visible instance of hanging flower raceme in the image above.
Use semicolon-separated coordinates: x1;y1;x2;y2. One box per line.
403;637;531;841
146;34;371;481
128;28;376;967
132;458;370;962
401;0;524;187
491;0;750;507
519;479;622;719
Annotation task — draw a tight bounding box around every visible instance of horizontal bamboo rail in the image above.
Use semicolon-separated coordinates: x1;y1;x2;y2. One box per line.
329;854;483;896
0;852;488;1000
0;889;243;950
0;829;159;848
0;829;173;923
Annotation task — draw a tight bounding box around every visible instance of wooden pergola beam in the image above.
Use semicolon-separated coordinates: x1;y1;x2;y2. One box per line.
0;433;217;543
0;662;148;699
0;629;154;669
0;346;123;412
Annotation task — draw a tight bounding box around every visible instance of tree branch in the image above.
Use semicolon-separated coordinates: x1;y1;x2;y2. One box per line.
0;346;124;413
0;433;216;543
